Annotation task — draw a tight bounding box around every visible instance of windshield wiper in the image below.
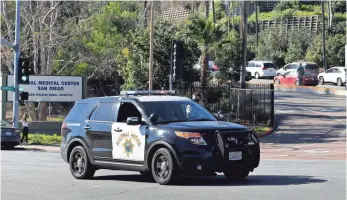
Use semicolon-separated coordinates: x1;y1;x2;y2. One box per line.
156;120;188;124
189;118;214;121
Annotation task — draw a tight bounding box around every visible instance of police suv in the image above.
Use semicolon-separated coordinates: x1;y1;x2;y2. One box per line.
60;90;260;185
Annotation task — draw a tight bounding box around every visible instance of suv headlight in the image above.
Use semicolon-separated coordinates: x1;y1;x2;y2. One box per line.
175;131;207;145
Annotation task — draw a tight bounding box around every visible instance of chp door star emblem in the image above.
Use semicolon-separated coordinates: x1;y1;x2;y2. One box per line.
123;138;134;157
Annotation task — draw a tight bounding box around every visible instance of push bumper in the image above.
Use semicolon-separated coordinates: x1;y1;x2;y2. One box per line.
177;144;260;177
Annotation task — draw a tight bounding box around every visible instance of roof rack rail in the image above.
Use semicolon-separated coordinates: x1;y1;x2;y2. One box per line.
120;90;176;96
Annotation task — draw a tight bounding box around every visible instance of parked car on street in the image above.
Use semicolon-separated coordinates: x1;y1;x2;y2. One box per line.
1;120;21;149
317;67;346;86
277;62;319;76
246;61;276;79
273;71;318;86
60;90;260;185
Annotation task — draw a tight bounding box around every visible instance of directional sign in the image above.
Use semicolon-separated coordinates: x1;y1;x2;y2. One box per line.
1;86;15;91
1;86;24;92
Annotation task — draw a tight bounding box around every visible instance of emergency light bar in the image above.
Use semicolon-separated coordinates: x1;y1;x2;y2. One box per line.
120;90;176;96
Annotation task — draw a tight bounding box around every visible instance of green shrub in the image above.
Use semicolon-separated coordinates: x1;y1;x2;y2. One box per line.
25;133;62;145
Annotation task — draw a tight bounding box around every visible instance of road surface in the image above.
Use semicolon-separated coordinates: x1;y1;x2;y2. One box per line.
1;151;346;200
1;92;346;200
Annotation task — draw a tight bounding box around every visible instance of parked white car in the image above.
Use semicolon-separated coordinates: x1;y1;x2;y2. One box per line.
246;61;276;79
318;66;346;86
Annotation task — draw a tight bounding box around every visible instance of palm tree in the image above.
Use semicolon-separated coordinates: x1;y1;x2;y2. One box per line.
183;15;223;99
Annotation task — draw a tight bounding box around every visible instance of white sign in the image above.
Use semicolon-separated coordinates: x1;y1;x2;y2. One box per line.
6;75;83;102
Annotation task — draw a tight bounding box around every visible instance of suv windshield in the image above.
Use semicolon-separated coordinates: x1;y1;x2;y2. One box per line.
141;100;216;124
304;63;318;70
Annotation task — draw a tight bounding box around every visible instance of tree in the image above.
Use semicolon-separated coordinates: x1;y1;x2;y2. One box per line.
182;14;223;97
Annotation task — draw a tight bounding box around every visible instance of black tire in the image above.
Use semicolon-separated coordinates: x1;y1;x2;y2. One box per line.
1;144;15;150
274;79;280;84
255;73;260;79
319;76;324;85
151;148;180;185
337;78;342;86
277;73;281;76
223;168;250;181
295;80;300;86
69;146;96;179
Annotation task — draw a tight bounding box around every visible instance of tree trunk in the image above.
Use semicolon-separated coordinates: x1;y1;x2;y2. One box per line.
38;102;48;121
200;51;208;101
205;0;209;18
212;0;216;23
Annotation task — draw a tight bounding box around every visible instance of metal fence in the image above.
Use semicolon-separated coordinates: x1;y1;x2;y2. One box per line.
176;82;274;127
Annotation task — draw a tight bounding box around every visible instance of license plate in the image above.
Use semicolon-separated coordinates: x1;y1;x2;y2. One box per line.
229;151;242;161
5;132;11;136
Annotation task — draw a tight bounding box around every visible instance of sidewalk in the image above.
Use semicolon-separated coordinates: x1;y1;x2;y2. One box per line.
15;144;60;153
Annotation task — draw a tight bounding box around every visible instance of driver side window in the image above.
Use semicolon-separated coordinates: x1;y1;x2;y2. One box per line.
117;102;142;123
326;68;333;73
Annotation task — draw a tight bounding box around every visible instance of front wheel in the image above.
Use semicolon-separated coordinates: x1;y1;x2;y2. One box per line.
295;80;300;86
224;168;250;181
255;73;260;79
69;146;96;179
151;148;180;185
337;78;343;86
274;79;280;84
318;76;324;85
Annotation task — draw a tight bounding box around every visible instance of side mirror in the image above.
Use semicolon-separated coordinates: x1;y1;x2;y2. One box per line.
126;117;140;125
149;113;158;124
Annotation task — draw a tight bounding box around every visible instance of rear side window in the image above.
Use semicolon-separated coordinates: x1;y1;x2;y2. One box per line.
93;102;117;122
249;62;256;67
66;103;88;121
263;63;275;68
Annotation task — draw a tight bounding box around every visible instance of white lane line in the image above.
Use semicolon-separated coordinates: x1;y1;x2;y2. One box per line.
297;107;346;125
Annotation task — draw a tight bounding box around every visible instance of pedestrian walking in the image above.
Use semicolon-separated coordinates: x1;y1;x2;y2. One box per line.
20;114;29;144
192;93;205;107
297;63;305;85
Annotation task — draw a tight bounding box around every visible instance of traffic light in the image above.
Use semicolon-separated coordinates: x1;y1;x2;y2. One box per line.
172;41;184;81
18;57;30;84
19;92;29;101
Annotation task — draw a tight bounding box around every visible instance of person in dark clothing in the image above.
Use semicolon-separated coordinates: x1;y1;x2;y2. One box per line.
20;114;29;144
192;93;205;107
297;63;305;85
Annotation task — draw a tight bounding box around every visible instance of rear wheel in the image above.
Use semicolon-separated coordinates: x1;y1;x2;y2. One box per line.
274;79;280;84
277;73;281;76
295;80;300;86
319;76;324;85
69;146;96;179
151;148;180;185
337;78;343;86
224;168;250;181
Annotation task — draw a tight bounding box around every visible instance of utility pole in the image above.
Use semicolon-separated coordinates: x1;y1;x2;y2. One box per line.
240;1;248;88
169;40;174;90
148;0;154;90
255;2;259;46
321;0;327;71
212;0;216;23
205;0;209;18
13;0;21;128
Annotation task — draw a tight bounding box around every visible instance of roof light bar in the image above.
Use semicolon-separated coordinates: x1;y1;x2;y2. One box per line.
120;90;176;96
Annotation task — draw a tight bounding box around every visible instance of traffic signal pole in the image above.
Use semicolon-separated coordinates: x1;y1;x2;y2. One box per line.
13;0;21;128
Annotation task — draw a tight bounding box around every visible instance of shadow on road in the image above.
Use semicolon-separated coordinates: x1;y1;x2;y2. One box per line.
91;174;326;186
1;147;47;152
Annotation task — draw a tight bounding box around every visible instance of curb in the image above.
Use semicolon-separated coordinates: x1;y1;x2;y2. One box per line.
274;84;347;96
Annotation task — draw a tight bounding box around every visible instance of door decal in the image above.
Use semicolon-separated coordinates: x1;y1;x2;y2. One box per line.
111;123;146;161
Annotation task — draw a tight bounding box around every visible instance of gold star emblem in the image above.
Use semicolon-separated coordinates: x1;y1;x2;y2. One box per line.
123;138;134;157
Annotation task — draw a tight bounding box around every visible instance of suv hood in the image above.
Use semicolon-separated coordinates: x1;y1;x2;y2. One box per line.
156;121;248;132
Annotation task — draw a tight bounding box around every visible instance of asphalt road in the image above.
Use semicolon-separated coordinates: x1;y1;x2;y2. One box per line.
250;78;346;90
1;151;346;200
1;92;346;200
